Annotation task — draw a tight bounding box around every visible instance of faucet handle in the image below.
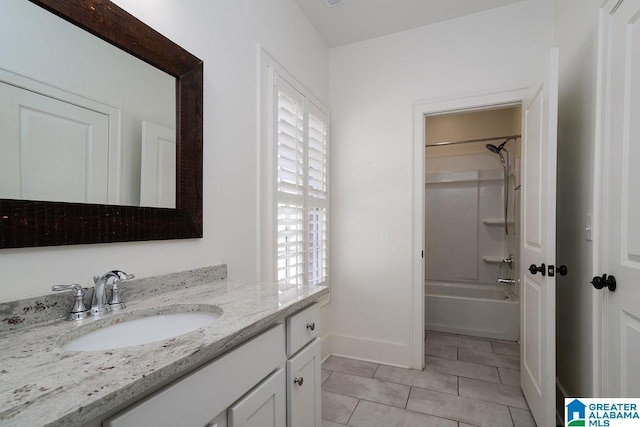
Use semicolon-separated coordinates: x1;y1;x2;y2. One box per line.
108;271;135;311
52;284;91;321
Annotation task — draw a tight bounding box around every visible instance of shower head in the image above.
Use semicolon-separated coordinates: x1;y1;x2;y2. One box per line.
485;138;509;154
485;143;501;153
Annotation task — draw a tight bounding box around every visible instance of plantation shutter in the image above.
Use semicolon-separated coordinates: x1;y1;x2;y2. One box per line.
273;73;329;287
275;76;306;285
307;102;328;286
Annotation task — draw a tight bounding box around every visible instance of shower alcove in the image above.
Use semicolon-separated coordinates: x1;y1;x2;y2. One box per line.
424;106;521;341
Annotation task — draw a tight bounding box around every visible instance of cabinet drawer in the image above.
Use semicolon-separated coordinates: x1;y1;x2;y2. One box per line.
286;303;320;356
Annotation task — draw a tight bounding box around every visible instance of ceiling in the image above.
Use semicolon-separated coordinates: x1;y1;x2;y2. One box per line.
294;0;525;47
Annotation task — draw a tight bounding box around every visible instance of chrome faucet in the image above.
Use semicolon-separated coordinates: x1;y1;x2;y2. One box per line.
92;270;135;316
497;278;516;285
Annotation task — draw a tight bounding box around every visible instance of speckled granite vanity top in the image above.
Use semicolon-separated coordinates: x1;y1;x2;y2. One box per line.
0;266;328;426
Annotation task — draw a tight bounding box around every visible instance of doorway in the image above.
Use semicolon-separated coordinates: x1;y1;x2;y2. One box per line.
410;88;528;370
423;106;522;342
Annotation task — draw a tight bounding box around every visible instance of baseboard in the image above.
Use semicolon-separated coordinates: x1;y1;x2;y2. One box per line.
329;334;412;368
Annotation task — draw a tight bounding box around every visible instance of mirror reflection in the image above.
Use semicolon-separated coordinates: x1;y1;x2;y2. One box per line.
0;1;176;208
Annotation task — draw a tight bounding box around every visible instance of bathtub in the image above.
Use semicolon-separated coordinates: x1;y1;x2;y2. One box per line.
425;281;519;341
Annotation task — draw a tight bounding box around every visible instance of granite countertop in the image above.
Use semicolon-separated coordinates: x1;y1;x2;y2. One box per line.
0;270;328;426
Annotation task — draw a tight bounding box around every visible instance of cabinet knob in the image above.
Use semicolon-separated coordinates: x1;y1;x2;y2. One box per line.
294;377;304;386
306;322;316;331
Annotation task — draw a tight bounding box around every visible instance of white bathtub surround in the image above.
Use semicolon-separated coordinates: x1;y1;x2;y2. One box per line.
425;281;519;341
425;169;506;284
0;269;327;426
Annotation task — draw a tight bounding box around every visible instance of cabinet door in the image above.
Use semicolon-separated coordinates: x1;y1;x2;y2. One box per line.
287;338;321;427
228;368;286;427
205;411;227;427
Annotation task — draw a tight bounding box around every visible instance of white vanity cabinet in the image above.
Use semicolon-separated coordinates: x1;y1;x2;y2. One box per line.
103;303;321;427
286;304;322;427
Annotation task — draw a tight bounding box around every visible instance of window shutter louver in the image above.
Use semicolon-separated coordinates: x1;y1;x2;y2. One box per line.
307;108;328;201
306;102;329;286
276;80;305;197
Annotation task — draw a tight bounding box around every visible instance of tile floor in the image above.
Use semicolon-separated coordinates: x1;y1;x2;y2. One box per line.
321;331;537;427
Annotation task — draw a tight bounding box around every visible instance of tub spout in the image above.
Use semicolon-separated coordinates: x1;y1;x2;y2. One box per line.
497;278;516;285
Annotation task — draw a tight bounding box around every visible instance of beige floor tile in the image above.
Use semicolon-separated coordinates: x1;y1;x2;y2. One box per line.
510;407;537;427
424;355;500;383
374;364;458;395
425;342;458;360
323;372;410;408
406;387;513;426
491;341;520;356
427;330;458;337
459;377;529;409
322;391;359;424
457;336;494;353
322;356;378;377
457;333;492;341
498;367;520;386
322;369;333;385
323;420;347;427
426;333;493;353
459;424;479;427
458;349;520;370
426;332;459;347
348;400;457;427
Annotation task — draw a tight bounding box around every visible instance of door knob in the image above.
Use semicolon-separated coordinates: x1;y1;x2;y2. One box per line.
528;263;546;276
591;274;616;292
294;377;304;386
547;264;568;277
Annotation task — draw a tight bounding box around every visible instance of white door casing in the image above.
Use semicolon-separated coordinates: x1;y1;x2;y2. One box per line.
600;0;640;397
412;89;527;370
140;121;176;208
520;48;559;427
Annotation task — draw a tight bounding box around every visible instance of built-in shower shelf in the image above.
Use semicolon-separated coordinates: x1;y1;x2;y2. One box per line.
482;218;515;226
482;256;505;264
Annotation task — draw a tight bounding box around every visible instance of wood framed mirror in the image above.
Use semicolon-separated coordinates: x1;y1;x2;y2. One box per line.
0;0;203;248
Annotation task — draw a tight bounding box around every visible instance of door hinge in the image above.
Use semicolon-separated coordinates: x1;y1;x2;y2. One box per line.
421;250;424;259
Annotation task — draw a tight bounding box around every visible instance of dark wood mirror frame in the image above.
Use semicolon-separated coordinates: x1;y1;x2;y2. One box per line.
0;0;203;249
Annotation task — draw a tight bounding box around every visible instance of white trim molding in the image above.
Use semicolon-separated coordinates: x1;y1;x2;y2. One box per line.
411;88;528;370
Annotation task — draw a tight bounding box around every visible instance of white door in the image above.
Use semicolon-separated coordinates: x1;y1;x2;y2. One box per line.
520;48;559;426
140;121;176;208
0;81;110;204
601;0;640;397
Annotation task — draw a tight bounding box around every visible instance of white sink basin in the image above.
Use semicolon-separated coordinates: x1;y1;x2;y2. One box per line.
62;307;222;351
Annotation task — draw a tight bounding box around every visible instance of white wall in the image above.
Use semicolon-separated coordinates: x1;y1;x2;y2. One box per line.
329;0;552;367
553;0;602;398
0;0;329;302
